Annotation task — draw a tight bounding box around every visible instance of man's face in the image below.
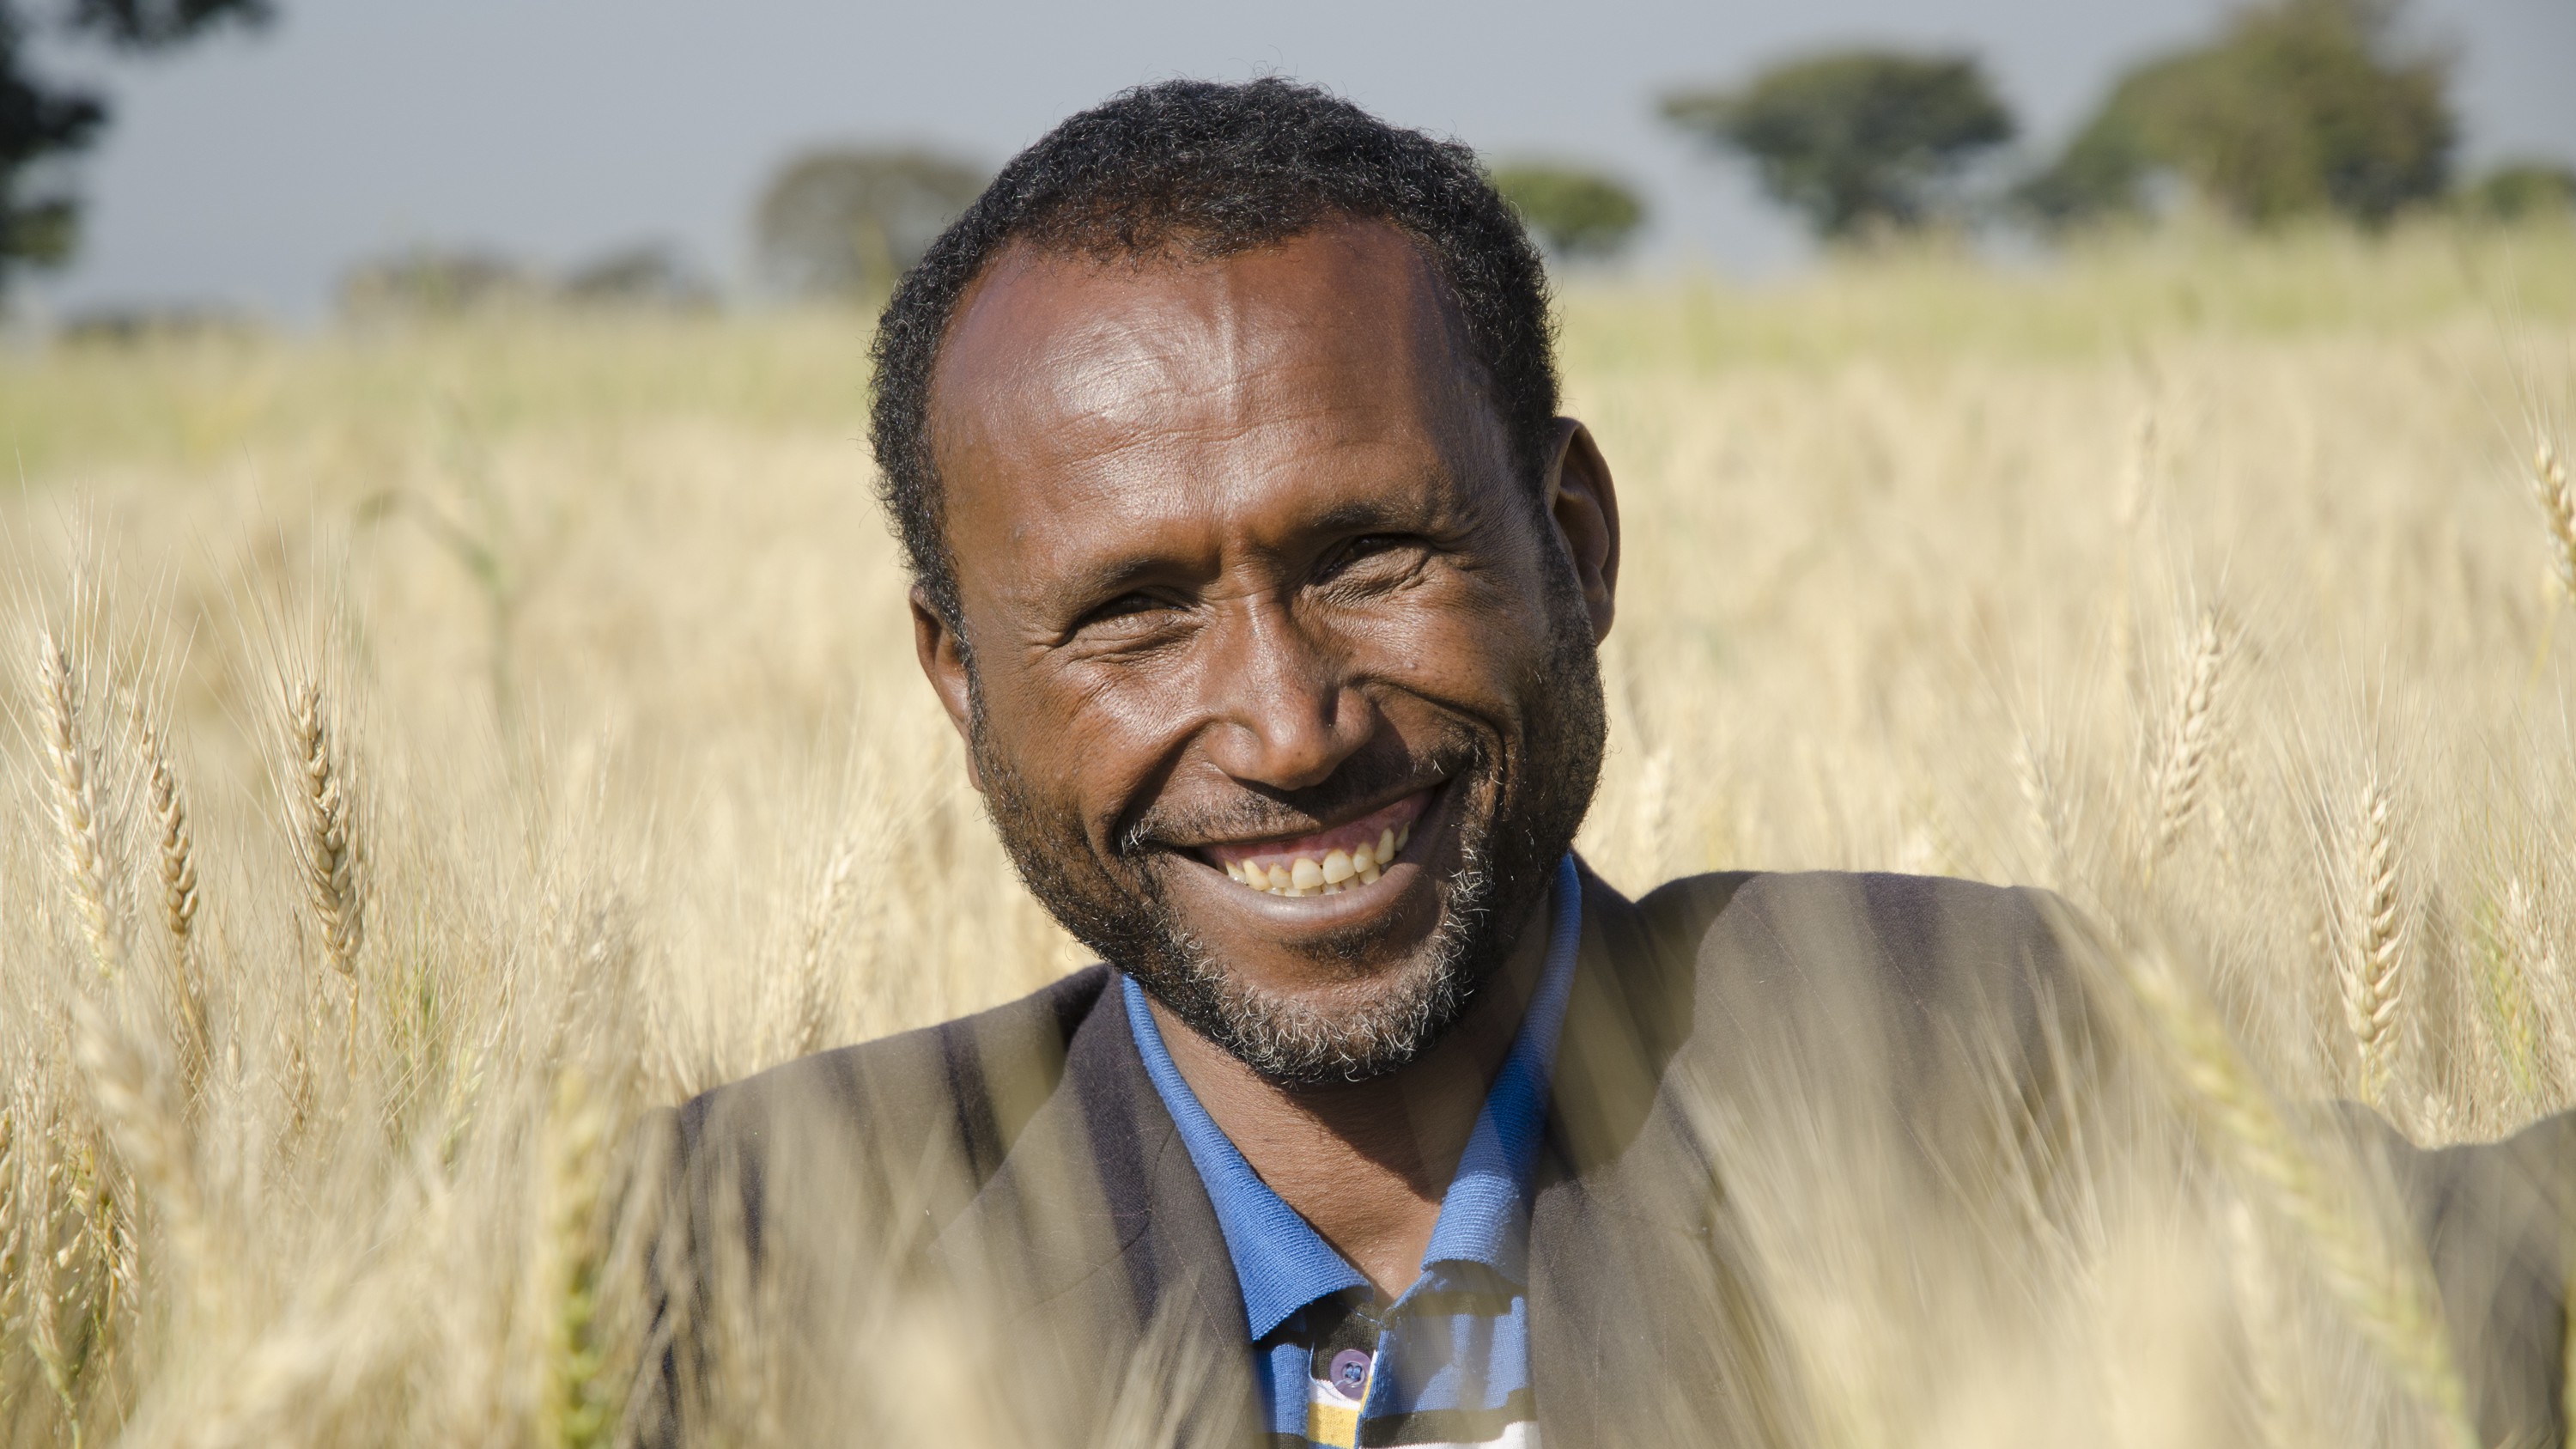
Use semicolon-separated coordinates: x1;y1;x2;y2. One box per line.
915;218;1618;1083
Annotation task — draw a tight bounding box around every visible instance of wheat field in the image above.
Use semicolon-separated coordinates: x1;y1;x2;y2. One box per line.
3;219;2576;1446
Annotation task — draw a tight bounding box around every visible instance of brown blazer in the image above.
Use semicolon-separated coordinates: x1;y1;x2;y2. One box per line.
635;865;2573;1446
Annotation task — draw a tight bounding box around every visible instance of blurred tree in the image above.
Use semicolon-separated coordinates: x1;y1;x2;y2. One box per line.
561;243;712;310
1489;161;1646;263
2;0;270;296
753;147;985;301
2457;161;2576;223
1660;50;2014;240
2020;0;2452;228
337;247;538;320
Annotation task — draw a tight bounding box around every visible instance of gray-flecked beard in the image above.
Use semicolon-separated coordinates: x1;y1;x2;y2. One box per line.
970;571;1607;1086
1127;820;1498;1084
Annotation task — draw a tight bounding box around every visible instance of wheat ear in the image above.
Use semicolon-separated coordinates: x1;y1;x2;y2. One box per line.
2119;940;2475;1449
2337;777;2403;1105
2222;1196;2298;1449
139;727;210;1098
779;835;866;1062
72;999;213;1308
535;1069;613;1449
288;682;365;978
2014;734;2070;886
38;633;120;979
2148;610;2225;864
2504;878;2573;1066
142;731;198;953
286;681;366;1071
2535;436;2576;600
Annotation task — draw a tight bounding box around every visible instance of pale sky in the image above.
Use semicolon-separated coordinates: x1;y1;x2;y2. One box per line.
22;0;2576;320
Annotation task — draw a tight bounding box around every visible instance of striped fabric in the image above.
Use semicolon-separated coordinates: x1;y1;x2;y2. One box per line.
1121;855;1583;1448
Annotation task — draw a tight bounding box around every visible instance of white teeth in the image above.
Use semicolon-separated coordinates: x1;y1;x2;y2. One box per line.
1220;819;1418;895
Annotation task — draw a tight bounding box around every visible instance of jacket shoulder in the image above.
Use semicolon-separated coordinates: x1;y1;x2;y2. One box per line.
629;967;1119;1449
667;965;1113;1226
1641;868;2069;1012
1636;869;2088;1137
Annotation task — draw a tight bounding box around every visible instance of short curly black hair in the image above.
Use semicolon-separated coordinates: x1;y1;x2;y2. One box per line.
867;76;1559;630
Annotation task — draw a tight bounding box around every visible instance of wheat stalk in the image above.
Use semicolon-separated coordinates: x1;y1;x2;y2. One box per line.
2336;778;2403;1106
2148;611;2225;866
2117;938;2475;1449
39;633;121;980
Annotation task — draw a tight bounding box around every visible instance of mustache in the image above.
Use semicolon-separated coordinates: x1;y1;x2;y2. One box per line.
1118;733;1486;856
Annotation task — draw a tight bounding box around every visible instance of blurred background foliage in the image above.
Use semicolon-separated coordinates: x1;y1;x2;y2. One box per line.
1659;52;2015;240
2017;0;2454;228
1487;161;1648;263
1;0;267;283
0;0;2567;320
750;147;987;304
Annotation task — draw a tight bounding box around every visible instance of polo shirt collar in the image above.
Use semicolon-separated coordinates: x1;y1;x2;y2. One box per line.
1122;854;1585;1339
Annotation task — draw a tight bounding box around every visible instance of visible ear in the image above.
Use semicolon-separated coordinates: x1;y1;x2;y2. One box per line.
1541;417;1619;642
910;585;983;791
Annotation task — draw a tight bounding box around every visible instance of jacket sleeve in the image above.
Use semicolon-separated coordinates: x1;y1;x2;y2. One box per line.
2347;1105;2576;1446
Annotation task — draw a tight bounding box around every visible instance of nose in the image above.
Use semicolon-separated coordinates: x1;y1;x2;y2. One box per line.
1198;595;1370;792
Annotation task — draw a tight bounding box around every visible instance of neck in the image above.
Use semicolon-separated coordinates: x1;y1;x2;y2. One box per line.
1150;879;1558;1298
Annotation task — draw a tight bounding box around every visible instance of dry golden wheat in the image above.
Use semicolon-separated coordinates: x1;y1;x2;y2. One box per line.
2533;437;2576;600
284;681;365;981
2148;611;2226;867
0;223;2570;1446
2339;777;2404;1107
2116;936;2473;1449
36;632;120;981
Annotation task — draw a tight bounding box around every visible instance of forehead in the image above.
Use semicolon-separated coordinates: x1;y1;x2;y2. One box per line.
925;221;1499;578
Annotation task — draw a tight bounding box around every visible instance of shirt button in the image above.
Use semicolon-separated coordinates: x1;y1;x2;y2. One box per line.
1328;1349;1372;1397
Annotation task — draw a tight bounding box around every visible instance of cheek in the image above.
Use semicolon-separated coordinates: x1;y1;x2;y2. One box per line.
1329;575;1548;707
981;662;1194;846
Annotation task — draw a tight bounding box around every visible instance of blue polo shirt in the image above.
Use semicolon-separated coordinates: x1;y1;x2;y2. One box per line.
1122;854;1581;1448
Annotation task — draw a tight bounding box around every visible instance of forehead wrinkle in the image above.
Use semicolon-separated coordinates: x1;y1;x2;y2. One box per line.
942;228;1470;456
932;224;1513;620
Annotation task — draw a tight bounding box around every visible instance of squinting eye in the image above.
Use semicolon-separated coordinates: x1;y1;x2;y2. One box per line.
1078;593;1176;634
1321;534;1423;583
1330;536;1403;569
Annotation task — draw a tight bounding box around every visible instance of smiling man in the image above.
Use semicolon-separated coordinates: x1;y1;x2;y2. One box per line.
641;79;2573;1449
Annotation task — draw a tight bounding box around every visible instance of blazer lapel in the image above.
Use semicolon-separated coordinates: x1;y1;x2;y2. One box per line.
1529;865;1809;1449
933;972;1261;1444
